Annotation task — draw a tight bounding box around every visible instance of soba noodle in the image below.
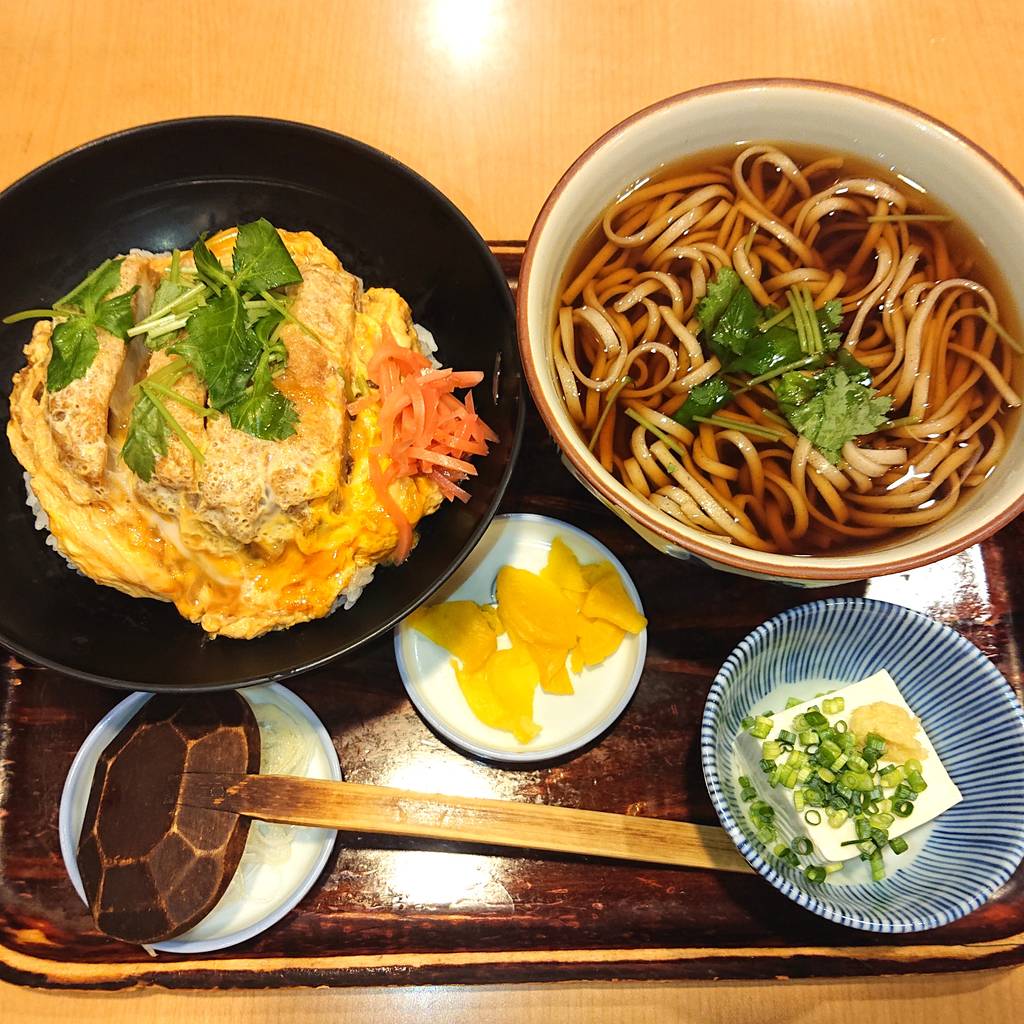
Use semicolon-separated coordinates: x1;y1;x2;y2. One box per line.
554;144;1022;555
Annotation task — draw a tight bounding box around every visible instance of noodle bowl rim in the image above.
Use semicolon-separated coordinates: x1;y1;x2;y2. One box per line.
517;78;1024;580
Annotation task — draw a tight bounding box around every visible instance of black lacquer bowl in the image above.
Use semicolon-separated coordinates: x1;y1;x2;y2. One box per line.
0;117;522;691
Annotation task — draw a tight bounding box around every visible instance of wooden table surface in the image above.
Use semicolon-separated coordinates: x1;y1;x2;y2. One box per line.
1;0;1022;1019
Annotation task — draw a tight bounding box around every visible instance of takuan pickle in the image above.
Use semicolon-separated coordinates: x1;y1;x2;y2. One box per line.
408;536;647;743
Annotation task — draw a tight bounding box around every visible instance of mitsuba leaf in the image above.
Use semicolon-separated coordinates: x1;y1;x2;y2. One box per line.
172;289;260;410
120;389;168;482
227;367;297;440
232;218;303;293
46;319;99;391
773;366;892;463
150;276;192;316
191;235;233;293
56;258;124;315
93;287;138;340
672;375;733;428
835;348;873;388
44;260;138;391
818;299;844;350
710;284;759;358
728;324;806;376
226;312;297;440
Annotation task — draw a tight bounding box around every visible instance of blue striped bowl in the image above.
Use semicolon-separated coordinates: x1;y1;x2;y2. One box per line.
701;597;1024;932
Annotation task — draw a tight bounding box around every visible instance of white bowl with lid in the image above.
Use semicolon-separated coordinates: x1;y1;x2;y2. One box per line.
59;683;339;953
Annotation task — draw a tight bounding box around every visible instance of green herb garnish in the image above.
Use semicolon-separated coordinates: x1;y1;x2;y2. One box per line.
3;258;138;392
675;269;887;459
772;363;892;463
120;356;210;482
121;220;303;478
673;375;733;428
225;311;298;440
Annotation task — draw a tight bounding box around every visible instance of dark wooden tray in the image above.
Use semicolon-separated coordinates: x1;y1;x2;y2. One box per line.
1;245;1023;990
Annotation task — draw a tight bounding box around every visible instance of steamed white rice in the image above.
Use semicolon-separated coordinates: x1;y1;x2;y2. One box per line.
24;472;77;572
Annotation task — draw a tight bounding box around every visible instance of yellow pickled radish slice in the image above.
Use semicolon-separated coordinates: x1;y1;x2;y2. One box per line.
541;536;588;593
581;571;647;634
544;664;574;695
496;566;578;649
577;616;626;667
505;622;573;695
455;647;541;744
407;600;498;671
581;560;616;587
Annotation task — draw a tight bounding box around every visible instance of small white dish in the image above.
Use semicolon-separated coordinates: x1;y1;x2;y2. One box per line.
59;683;340;953
395;513;647;762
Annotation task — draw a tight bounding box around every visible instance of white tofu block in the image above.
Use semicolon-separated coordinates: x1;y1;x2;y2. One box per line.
735;670;963;863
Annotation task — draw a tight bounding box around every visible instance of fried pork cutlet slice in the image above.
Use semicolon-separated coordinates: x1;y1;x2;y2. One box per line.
195;237;359;547
133;349;208;518
46;254;153;483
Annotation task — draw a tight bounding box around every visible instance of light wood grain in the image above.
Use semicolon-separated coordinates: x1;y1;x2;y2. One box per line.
1;971;1023;1023
182;774;751;871
1;0;1023;1018
1;0;1023;242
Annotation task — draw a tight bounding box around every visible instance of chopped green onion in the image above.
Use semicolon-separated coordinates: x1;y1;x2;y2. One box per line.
749;716;773;740
841;770;874;793
907;770;927;794
792;837;813;855
762;740;784;760
804;810;822;826
834;720;848;734
893;800;914;818
889;837;910;855
740;715;755;730
792;714;809;732
864;733;888;756
827;808;848;829
822;696;845;715
759;758;776;774
785;697;803;709
804;865;826;884
869;849;886;882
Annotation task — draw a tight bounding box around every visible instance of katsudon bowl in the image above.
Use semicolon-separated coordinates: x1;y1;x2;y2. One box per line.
0;117;522;691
